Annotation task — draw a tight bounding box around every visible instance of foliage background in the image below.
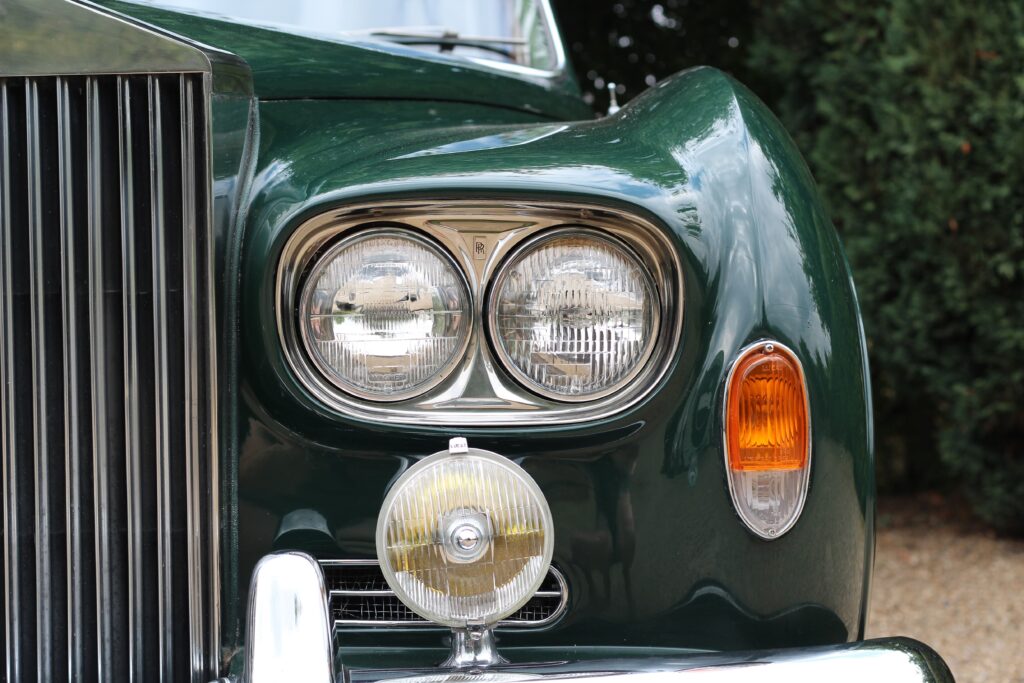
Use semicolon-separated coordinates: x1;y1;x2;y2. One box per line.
552;0;1024;532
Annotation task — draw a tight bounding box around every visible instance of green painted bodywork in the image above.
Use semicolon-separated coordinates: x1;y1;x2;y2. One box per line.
91;2;874;672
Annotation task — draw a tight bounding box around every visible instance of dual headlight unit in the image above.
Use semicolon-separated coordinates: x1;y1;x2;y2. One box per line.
296;222;657;404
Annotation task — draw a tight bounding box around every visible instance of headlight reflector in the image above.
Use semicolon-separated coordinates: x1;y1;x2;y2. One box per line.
488;230;658;400
376;444;554;628
299;229;471;401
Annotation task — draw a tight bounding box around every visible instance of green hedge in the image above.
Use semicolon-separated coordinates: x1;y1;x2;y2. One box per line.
556;0;1024;532
746;0;1024;531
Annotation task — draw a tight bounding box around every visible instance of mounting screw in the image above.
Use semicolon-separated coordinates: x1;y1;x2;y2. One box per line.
764;343;775;354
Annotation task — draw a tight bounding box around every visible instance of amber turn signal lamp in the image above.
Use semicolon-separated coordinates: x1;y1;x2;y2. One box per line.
726;343;809;472
724;341;811;539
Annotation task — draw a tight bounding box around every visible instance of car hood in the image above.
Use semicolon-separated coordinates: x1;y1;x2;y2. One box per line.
91;0;593;121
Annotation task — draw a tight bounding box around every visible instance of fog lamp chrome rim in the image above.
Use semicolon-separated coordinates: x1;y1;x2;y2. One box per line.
486;228;661;402
297;227;473;402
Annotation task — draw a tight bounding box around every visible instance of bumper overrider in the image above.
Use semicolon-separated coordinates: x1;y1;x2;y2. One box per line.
240;442;954;683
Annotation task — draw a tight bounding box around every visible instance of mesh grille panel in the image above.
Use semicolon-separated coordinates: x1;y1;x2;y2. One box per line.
322;560;566;628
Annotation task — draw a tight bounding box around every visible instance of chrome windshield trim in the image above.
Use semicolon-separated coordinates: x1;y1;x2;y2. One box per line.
460;0;568;80
277;200;684;427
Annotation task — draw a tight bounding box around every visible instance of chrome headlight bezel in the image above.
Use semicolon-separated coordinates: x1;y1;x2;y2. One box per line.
276;200;683;426
485;228;661;402
296;227;474;402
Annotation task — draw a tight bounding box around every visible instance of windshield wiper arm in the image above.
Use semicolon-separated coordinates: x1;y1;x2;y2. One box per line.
366;28;524;58
370;29;527;46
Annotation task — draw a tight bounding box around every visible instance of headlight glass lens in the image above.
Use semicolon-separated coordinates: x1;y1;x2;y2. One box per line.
300;230;471;400
376;447;554;628
489;231;658;400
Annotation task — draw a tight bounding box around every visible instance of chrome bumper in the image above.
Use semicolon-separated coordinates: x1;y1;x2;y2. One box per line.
241;553;954;683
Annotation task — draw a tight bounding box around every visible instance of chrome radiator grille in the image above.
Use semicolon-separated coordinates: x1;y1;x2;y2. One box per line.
0;74;215;682
321;560;568;628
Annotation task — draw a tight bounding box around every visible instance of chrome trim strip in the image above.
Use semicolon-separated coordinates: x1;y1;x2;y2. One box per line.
119;75;146;682
460;0;567;80
181;74;205;683
26;78;55;682
57;75;87;683
320;560;568;629
88;75;115;683
200;73;222;681
721;340;812;540
277;200;683;426
149;75;175;683
0;79;23;683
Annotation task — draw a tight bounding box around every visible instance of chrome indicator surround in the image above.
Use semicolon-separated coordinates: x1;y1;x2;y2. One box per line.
296;228;474;403
276;200;683;426
721;340;812;540
486;228;661;403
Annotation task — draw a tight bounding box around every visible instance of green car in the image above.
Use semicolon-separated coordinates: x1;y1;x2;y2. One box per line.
0;0;954;681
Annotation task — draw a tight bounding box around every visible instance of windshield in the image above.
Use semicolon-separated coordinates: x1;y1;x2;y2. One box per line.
127;0;562;73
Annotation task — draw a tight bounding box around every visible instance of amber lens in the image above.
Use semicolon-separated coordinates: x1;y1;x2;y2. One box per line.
726;345;808;471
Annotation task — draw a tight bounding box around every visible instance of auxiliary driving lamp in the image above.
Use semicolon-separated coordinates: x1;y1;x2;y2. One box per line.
375;440;554;628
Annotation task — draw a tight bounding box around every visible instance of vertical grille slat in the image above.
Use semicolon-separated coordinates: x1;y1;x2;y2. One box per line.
1;79;25;683
180;74;205;682
94;74;131;683
26;77;63;683
149;76;176;683
58;75;97;683
87;76;114;683
2;70;213;682
119;74;147;683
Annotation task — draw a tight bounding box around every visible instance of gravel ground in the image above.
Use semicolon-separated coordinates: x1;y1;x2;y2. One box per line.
867;494;1024;682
